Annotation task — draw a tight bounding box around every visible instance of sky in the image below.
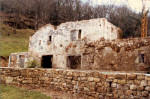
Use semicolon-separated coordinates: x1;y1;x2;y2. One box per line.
82;0;150;13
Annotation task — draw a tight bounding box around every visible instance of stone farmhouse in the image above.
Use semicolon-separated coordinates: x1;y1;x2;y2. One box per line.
8;18;150;71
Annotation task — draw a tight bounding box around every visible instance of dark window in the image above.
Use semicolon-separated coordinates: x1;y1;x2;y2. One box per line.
139;54;144;63
67;56;81;69
41;55;53;68
49;36;52;41
78;30;81;39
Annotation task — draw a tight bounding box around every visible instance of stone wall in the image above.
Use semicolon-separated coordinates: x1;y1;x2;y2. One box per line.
8;52;29;68
81;37;150;71
1;67;150;99
28;18;122;69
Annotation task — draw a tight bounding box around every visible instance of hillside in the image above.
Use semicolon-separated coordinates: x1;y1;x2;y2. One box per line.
0;22;34;57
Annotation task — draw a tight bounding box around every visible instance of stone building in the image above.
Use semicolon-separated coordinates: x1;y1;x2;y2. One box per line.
8;18;150;71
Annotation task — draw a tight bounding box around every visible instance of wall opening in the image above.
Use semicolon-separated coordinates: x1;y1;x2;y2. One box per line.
67;56;81;69
139;54;145;63
41;55;53;68
19;55;25;68
49;36;52;42
78;30;81;39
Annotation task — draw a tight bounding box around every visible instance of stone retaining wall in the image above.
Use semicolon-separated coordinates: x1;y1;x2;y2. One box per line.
0;67;150;99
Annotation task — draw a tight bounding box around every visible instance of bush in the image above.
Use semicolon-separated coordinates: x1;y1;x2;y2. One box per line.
27;60;39;68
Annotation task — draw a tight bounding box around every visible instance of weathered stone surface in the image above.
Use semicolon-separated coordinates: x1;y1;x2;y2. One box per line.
140;80;147;87
1;68;150;98
137;75;145;80
145;76;150;81
82;38;150;71
145;86;150;91
142;91;149;97
93;78;100;82
8;18;150;72
127;74;137;80
148;81;150;86
111;83;117;88
118;80;126;84
6;77;13;84
115;74;126;80
130;85;137;90
88;77;94;82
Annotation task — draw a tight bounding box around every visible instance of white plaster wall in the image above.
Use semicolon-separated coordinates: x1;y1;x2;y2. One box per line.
28;18;122;68
29;24;55;54
53;55;67;69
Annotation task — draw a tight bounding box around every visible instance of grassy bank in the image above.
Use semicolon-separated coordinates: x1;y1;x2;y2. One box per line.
0;84;50;99
0;23;34;57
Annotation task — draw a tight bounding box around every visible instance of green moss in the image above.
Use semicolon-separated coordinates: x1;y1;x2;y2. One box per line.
0;84;50;99
0;23;34;56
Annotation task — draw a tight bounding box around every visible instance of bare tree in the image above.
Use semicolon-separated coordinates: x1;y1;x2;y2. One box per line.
0;0;148;38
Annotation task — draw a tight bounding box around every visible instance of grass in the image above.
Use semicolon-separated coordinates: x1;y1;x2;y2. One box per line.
0;84;51;99
0;23;34;57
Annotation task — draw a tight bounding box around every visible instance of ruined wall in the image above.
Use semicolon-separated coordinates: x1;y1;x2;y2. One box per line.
28;18;121;68
1;67;150;99
0;56;8;67
29;18;121;55
8;52;29;68
81;38;150;71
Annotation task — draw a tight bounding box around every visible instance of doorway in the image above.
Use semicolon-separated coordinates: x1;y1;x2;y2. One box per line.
41;55;53;68
67;56;81;69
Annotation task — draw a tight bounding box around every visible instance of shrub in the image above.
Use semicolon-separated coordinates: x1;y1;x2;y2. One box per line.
27;60;39;68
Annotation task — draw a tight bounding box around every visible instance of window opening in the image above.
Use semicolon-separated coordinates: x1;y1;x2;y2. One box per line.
139;54;144;63
49;36;52;42
78;30;81;39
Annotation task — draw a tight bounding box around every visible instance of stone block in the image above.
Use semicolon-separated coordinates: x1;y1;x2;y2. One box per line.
88;77;94;82
115;74;126;80
137;86;144;91
140;80;147;87
93;78;100;82
80;72;86;77
130;85;137;90
111;83;117;88
117;80;126;84
126;90;133;96
127;74;137;80
84;87;89;91
145;86;150;91
6;77;13;84
148;81;150;86
142;91;149;97
145;76;150;81
137;75;145;80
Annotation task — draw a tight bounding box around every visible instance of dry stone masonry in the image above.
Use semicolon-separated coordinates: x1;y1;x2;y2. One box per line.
1;67;150;99
81;37;150;71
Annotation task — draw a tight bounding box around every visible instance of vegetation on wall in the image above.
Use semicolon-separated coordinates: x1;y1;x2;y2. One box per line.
27;59;40;68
